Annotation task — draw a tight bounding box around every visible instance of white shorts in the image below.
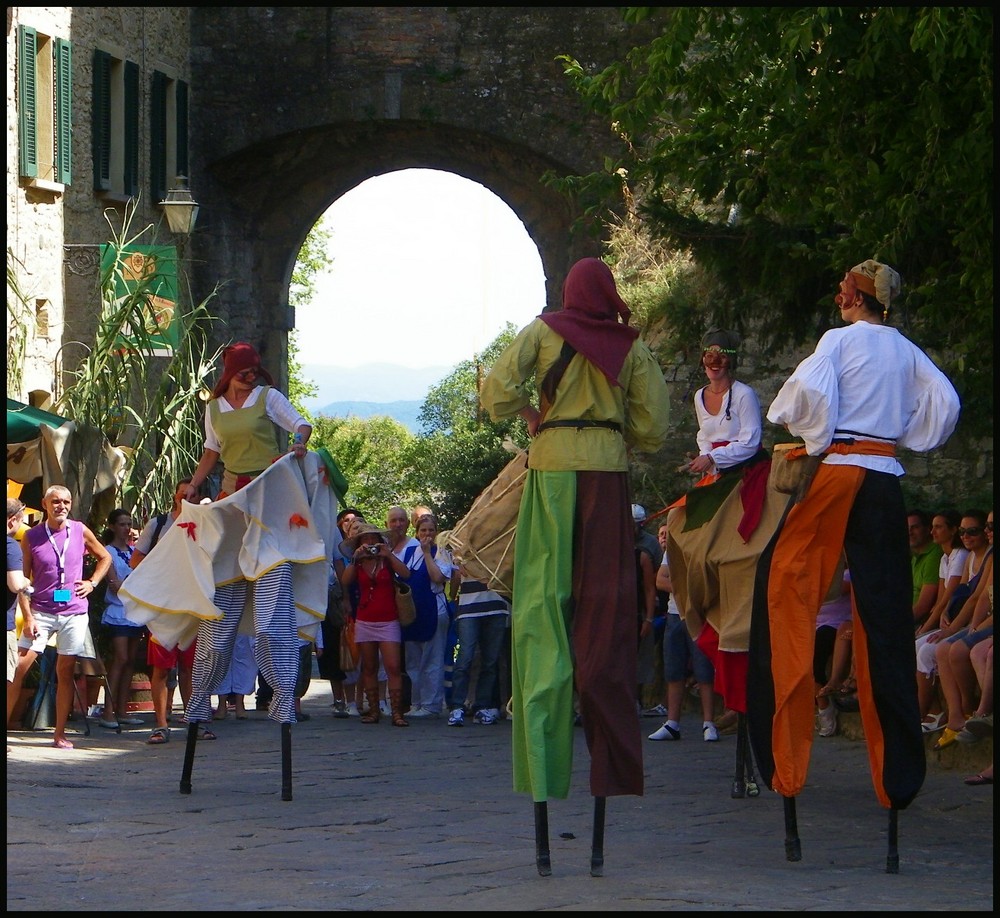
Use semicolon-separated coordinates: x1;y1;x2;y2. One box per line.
915;630;942;676
18;610;90;656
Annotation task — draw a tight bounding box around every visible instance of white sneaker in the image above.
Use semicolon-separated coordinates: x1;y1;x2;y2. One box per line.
379;700;390;715
817;705;838;737
473;708;499;725
648;721;681;741
408;706;438;718
345;702;360;717
702;721;719;742
448;708;465;726
642;703;668;718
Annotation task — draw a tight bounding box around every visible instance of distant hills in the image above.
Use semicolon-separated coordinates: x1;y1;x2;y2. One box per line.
301;363;451;433
313;400;424;433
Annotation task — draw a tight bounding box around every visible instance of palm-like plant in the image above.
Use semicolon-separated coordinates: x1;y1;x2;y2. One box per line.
55;202;224;525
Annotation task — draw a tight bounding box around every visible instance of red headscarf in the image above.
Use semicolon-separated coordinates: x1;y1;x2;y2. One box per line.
211;342;275;399
539;258;639;387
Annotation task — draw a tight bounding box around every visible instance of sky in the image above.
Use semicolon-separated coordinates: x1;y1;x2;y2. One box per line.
295;169;547;405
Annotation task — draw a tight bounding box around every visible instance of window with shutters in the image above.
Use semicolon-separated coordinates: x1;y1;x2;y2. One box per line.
16;25;73;189
150;69;190;205
92;47;140;201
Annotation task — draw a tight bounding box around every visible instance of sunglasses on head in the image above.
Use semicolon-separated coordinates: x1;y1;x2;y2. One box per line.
958;526;983;537
235;368;259;381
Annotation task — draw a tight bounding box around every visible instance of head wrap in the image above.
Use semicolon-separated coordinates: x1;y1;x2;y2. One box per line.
539;258;640;387
849;260;901;310
631;504;647;524
211;342;275;398
701;329;740;372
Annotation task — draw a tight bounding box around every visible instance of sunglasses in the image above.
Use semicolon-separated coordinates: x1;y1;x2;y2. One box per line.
235;368;259;381
958;526;983;537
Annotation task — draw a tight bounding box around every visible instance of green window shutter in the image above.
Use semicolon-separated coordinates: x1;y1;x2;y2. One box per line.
124;60;140;196
92;49;111;191
150;70;167;202
18;26;39;179
176;80;189;178
55;38;73;186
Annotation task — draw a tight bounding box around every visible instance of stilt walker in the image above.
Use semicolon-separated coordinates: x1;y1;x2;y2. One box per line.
659;330;772;799
746;260;960;871
481;258;670;875
122;343;338;800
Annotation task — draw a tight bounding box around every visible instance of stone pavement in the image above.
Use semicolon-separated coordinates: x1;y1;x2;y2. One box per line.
7;685;993;912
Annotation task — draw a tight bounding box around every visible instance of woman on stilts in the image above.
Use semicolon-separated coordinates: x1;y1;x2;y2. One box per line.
481;257;669;876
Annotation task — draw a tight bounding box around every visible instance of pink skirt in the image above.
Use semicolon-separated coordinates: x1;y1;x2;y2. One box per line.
354;618;401;644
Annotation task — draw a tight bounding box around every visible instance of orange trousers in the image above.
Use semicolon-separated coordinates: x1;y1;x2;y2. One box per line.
747;463;925;809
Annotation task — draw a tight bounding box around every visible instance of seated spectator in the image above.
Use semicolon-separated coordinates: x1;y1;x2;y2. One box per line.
958;633;993;743
915;509;970;731
934;511;993;750
962;632;993;786
814;564;852;737
909;509;943;628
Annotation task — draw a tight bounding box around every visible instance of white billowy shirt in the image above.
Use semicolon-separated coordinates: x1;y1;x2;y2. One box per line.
694;379;763;470
767;321;960;476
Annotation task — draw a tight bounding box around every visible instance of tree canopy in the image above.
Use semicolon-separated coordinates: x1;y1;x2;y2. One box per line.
553;7;993;435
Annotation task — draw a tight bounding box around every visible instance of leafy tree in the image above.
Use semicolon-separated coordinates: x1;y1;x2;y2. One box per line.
287;217;333;418
309;414;423;525
55;203;222;527
553;7;993;435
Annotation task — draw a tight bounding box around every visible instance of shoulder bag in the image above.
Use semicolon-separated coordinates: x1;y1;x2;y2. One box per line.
394;576;417;627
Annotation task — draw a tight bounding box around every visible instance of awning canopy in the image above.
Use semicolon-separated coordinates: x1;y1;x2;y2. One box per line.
7;398;126;517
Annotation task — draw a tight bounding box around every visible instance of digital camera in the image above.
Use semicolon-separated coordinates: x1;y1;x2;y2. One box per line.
365;544;380;556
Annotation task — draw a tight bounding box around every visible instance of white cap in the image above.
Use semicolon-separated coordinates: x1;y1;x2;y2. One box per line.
631;504;647;523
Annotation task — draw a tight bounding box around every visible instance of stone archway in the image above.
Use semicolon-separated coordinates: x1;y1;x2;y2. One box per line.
192;122;601;387
186;7;656;383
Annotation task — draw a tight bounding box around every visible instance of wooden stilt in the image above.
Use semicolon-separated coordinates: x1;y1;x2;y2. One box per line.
732;715;747;798
281;722;293;801
534;801;551;876
886;807;899;874
180;722;199;794
590;796;606;877
783;795;802;861
742;714;760;797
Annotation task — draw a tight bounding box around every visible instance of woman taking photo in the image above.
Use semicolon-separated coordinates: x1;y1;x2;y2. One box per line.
340;522;412;726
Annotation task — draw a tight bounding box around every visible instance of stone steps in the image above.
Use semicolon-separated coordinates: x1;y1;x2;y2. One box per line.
837;711;993;775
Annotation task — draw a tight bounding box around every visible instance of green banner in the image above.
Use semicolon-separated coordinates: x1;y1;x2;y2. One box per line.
100;244;179;355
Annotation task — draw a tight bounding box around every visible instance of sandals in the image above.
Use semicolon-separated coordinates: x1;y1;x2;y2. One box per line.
921;711;947;734
197;726;217;741
964;772;994;786
933;727;961;751
147;727;170;745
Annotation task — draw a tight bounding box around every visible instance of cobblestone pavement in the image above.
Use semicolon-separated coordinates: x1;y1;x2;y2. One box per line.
7;683;993;911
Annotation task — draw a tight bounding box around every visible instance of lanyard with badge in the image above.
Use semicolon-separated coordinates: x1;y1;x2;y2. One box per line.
46;523;74;603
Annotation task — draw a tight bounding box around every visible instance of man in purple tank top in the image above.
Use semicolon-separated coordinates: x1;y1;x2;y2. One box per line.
7;486;110;749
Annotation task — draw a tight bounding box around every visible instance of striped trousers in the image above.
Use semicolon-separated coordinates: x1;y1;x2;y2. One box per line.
186;562;300;724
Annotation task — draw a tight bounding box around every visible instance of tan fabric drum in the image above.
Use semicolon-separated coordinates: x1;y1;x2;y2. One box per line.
439;449;528;598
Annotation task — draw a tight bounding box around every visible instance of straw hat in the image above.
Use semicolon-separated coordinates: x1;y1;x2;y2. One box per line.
340;522;390;555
